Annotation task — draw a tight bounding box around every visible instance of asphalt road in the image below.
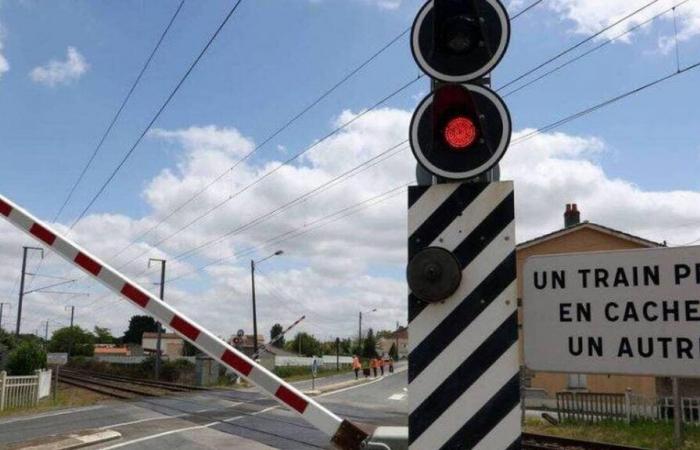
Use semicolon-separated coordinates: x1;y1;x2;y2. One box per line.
0;365;408;449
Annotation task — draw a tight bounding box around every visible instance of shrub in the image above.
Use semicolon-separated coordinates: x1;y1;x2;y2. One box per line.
6;340;46;375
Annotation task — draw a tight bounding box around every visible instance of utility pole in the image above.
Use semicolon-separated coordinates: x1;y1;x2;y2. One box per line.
43;320;49;342
149;258;166;380
16;246;44;336
358;308;376;354
250;250;283;356
66;305;75;356
251;259;258;356
395;320;400;359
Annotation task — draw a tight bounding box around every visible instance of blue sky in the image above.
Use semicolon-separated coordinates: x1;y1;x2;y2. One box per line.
1;0;700;339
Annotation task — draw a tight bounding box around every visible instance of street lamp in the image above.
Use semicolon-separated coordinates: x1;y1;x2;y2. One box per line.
358;308;377;353
251;250;284;355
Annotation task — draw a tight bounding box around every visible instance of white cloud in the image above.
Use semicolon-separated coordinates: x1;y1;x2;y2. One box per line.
30;46;88;87
3;106;700;343
0;23;9;80
548;0;700;51
364;0;402;10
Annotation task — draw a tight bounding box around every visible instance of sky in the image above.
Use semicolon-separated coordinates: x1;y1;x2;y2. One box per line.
0;0;700;344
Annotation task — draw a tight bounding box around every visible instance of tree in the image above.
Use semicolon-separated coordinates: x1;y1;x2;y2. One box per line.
7;340;46;375
285;332;321;357
93;326;115;344
376;329;395;340
362;328;378;358
0;327;17;352
270;323;285;348
48;326;95;357
122;315;158;344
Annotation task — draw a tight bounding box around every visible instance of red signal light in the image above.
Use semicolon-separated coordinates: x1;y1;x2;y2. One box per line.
444;116;477;149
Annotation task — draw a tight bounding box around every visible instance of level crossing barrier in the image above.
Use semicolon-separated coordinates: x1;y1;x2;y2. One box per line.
0;194;367;449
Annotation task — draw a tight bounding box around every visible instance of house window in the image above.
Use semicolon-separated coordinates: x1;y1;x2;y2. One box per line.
567;373;587;390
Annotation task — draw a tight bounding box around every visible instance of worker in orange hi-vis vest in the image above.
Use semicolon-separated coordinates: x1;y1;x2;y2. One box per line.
371;357;378;378
352;355;361;379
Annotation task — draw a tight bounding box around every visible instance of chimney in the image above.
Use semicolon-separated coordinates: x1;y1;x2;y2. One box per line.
564;203;581;228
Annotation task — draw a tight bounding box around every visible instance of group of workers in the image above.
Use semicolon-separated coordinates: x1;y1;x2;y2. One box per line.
351;354;394;379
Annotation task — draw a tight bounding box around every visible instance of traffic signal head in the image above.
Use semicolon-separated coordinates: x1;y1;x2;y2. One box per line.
411;0;510;83
410;83;511;180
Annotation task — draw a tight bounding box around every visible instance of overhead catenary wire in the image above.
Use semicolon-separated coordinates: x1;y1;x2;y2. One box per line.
69;0;247;230
510;0;545;20
497;0;662;92
511;59;700;146
169;143;410;262
105;0;540;264
76;143;410;311
501;0;694;98
86;181;409;315
57;0;664;324
110;75;422;271
54;0;186;223
108;27;413;262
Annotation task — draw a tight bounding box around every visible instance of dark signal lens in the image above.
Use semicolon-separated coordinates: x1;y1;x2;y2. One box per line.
444;116;477;149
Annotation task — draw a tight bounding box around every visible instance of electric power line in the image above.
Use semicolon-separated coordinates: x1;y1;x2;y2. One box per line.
501;0;693;98
498;0;663;92
54;0;186;222
70;0;247;229
511;0;545;20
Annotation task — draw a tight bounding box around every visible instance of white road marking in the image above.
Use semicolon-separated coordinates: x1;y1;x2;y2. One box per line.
95;367;407;447
100;422;220;449
99;404;283;448
318;366;407;398
388;393;406;401
98;414;187;429
0;405;104;425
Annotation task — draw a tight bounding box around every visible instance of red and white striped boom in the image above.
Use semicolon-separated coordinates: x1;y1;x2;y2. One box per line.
0;194;367;449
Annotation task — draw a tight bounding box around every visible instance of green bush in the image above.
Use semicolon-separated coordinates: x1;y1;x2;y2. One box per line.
7;340;46;375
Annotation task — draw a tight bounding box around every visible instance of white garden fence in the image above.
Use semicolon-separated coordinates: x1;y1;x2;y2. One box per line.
0;369;52;411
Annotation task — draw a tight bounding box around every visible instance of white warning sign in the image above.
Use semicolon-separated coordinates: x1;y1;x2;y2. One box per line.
523;245;700;377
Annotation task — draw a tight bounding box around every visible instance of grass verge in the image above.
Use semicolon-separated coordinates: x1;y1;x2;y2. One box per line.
0;383;109;419
525;418;700;450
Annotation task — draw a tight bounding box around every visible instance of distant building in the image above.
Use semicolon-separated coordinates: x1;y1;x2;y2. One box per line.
142;332;184;359
228;334;265;356
377;327;408;359
93;344;130;357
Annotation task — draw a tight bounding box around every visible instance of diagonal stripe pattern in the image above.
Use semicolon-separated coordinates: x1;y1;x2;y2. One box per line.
407;182;520;449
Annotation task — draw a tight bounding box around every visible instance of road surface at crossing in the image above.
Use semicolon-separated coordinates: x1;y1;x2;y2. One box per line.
0;365;407;449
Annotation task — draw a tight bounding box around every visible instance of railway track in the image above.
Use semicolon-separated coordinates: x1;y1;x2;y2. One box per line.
60;369;208;392
523;433;648;450
58;369;206;400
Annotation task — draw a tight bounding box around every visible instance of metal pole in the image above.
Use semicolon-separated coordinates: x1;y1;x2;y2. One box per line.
149;258;166;380
66;305;75;356
16;246;43;336
395;321;400;359
251;259;258;356
16;247;29;336
336;337;340;372
44;320;49;342
673;377;683;447
358;311;362;353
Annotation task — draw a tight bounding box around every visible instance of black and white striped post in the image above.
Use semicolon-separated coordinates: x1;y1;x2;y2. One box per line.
407;1;519;448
